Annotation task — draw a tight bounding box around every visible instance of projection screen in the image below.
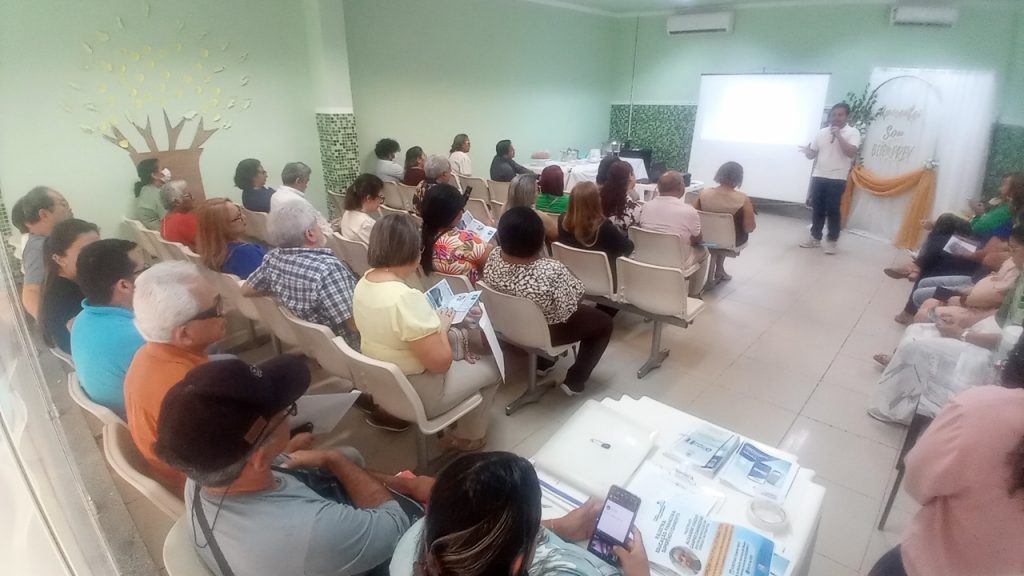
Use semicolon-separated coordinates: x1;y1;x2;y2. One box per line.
688;73;831;203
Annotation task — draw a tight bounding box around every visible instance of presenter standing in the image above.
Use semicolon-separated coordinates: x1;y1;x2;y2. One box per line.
799;103;861;254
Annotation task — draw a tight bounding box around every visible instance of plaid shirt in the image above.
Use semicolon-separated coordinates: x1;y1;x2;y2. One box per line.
247;247;359;348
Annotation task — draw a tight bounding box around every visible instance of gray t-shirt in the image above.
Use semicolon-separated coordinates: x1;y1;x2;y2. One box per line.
185;472;411;576
23;233;46;285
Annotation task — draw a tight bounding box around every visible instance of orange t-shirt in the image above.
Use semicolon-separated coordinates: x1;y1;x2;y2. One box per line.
161;211;198;248
123;342;207;496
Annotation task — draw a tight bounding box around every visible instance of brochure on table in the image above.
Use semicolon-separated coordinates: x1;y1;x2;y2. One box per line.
717;442;798;502
424;279;481;324
459;211;496;242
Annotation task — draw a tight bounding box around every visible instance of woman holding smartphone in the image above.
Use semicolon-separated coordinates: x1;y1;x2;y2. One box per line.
390;451;651;576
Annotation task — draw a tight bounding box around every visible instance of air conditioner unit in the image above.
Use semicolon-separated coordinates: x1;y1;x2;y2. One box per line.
667;12;734;35
890;6;958;27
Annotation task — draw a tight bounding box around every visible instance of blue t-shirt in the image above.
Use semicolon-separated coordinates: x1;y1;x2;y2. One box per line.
223;241;267;280
70;302;145;418
242;186;275;213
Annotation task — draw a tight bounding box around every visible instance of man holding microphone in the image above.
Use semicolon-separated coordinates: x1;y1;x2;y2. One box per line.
799;102;861;254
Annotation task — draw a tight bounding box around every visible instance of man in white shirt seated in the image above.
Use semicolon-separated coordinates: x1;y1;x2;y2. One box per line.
638;171;709;296
154;354;430;576
270;161;332;236
373;138;404;183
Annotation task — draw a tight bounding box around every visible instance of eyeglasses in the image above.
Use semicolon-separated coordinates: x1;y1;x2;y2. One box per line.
231;211;245;223
129;264;151;279
246;402;298;448
187;296;224;322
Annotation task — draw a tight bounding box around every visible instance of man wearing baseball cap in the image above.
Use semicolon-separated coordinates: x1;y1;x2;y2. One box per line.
155;355;425;576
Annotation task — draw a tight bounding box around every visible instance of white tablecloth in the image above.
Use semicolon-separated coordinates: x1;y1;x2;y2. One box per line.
536;395;823;576
525;157;648;190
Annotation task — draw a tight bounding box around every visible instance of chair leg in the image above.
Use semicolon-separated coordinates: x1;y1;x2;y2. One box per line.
505;352;554;416
637;321;670;379
271;335;282;355
878;465;906;530
415;433;430;474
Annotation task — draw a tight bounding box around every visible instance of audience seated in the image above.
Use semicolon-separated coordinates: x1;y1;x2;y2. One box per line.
39;219;99;353
403;146;426;186
133;158;169;230
596;153;618;187
70;239;146;418
421;184;492;285
123;261;225;495
507;173;558;242
638;171;709;296
269;161;333;236
10;196;28;266
536;165;568;214
484;207;613;395
339;174;384;244
244;201;360;348
489;139;533;182
390;451;651;576
195;198;267;280
869;225;1024;424
154;355;426;576
868;337;1024;576
374;138;404;183
234;158;275;213
448;133;473;177
696;161;757;282
909;255;1019;330
18;186;73;319
600;160;641;233
354;214;500;449
417;154;461;214
159;180;197;248
557;182;634;285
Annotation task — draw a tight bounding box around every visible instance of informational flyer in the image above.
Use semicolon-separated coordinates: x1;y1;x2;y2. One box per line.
638;501;774;576
718;442;798;501
424;279;481;324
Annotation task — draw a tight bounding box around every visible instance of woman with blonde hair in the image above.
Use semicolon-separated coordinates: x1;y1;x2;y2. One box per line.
557;182;633;284
195;198;266;279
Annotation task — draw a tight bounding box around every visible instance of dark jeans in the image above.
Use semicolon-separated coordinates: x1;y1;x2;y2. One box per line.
547;304;614;389
809;177;847;242
868;546;907;576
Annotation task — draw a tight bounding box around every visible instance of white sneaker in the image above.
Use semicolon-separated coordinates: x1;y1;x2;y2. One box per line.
799;238;821;249
824;241;837;255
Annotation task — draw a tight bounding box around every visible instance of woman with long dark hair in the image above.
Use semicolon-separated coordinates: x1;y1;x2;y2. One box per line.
404;146;426;186
234;158;275;213
340;174;384;244
448;134;472;177
600;160;640;234
40;218;100;352
133;157;168;230
868;335;1024;576
420;184;491;284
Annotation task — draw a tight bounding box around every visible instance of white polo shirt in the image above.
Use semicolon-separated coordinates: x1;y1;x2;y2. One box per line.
810;124;861;180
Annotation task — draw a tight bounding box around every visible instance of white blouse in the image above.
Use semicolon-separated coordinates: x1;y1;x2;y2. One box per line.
339;210;376;245
448;151;473;177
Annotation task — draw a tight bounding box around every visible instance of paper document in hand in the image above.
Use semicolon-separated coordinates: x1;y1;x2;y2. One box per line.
425;279;481;324
718;442;798;501
459;211;497;242
637;500;774;576
943;235;978;257
293;391;361;434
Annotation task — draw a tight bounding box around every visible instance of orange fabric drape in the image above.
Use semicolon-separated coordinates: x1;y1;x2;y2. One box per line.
840;165;937;249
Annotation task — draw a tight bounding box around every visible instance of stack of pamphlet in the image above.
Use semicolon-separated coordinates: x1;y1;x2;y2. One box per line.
668;423;740;477
718;441;799;501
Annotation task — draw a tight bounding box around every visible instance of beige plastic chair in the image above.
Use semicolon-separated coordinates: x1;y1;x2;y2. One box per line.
396;183;419;211
378;204;407;219
381;181;404;209
684;190;699;206
179;245;204;265
103;421;185;520
158;238;192;262
420;271;474;294
550;243;615;299
335;338;483;470
68;372;124;427
250;298;305;354
465;198;493;225
628;226;700;277
241;207;272;246
282;315;356;387
698;210;747;285
460;176;491;202
336;236;370;276
123;217;160;260
616;257;706;378
490;200;505;220
477;281;577;415
487;180;510;205
163;517;215;576
326;190;347;217
216;274;261;322
50;347;75;371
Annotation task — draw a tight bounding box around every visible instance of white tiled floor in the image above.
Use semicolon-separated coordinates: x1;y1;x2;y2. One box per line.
111;211;922;575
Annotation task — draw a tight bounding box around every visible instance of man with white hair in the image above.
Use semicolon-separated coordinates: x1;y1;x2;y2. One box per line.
423;154;460;190
123;261;226;494
270;161;332;235
244;201;359;349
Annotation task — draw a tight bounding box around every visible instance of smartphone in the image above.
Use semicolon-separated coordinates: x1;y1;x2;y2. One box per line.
586;486;641;565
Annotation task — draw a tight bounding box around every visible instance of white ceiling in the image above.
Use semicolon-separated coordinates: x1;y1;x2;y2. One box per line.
524;0;1002;17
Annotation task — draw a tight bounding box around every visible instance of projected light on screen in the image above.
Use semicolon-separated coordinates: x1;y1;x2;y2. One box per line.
688;73;831;203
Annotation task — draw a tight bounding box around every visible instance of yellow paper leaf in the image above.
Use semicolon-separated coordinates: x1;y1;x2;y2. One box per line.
67;81;81;90
136;73;145;82
98;84;107;93
204;75;211;84
104;62;113;72
130;88;138;97
213;65;225;73
183;74;193;83
176;42;183;52
131;52;140;61
80;125;95;134
212;114;222;122
222;40;230;51
82;42;93;54
163;71;171;80
145;60;155;69
212;87;222;96
143;45;152;54
118;139;130;148
222;121;232;130
201;48;209;58
240;75;249;86
195;86;203;95
116;16;124;29
210;98;219;107
119;63;127;74
98;122;108;131
96;30;110;42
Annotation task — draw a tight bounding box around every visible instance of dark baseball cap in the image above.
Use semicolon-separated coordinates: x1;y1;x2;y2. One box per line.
154;354;310;475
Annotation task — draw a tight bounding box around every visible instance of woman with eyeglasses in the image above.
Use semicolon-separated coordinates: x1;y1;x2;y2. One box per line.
195;198;267;279
339;174;385;245
235;158;275;213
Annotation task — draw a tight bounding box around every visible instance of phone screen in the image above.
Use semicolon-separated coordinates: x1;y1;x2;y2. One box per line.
587;486;641;565
595;499;634;543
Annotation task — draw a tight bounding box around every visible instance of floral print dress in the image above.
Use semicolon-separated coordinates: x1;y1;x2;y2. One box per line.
432;228;488;284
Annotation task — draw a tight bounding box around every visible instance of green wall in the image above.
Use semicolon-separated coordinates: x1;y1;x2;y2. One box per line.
0;0;326;238
342;0;614;174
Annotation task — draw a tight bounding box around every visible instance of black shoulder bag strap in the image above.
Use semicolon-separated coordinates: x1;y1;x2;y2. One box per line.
193;483;236;576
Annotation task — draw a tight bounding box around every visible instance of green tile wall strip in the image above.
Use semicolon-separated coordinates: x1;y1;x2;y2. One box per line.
609;104;697;173
315;112;359;218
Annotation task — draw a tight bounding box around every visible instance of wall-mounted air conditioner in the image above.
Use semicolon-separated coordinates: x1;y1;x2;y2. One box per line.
890;6;958;27
667;12;734;35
